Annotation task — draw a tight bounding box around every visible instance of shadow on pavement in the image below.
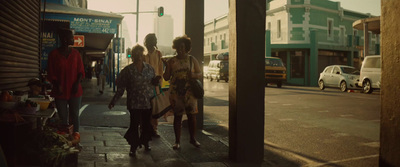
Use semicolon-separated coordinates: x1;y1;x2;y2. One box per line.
201;118;310;166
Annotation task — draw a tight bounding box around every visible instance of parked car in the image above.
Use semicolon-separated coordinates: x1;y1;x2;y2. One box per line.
206;59;229;82
203;66;209;79
357;55;381;94
265;57;286;88
318;65;360;92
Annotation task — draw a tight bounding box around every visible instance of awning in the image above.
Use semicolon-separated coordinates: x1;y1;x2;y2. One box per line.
353;16;380;34
41;3;124;53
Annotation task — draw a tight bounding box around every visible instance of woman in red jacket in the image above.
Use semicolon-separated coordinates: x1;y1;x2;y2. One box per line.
47;28;85;143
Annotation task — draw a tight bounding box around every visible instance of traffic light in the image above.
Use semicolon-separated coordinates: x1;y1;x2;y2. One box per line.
126;48;131;58
158;6;164;17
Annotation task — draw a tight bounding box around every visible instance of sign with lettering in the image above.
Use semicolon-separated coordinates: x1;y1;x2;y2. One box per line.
73;35;85;47
113;38;125;53
44;13;121;34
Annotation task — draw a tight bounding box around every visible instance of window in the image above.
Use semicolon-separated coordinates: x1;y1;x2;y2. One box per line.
220;35;222;40
290;51;305;78
324;67;333;73
277;20;281;38
376;34;380;43
224;34;226;41
353;29;358;37
369;31;372;48
364;57;381;68
327;18;333;39
215;36;218;43
267;22;271;30
332;67;340;74
340;26;345;45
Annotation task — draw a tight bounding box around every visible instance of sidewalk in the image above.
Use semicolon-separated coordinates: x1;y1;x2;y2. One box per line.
77;79;231;167
78;79;304;167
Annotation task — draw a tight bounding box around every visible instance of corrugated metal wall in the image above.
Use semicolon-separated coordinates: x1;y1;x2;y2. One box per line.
0;0;41;91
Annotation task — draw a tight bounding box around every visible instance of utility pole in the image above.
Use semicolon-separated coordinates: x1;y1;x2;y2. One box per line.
116;5;164;43
136;0;139;43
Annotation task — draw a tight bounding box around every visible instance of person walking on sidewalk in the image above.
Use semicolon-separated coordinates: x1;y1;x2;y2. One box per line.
144;33;163;137
95;59;108;94
163;35;202;149
47;28;85;144
108;44;161;157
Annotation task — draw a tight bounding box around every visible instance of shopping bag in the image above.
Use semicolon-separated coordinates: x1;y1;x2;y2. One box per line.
151;86;172;119
189;56;204;99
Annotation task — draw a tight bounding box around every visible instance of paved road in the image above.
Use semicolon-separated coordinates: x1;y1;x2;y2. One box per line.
80;79;381;166
202;80;381;167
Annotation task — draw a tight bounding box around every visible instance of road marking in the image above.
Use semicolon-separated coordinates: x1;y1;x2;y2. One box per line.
361;142;380;148
309;154;379;167
264;140;317;165
103;111;127;115
340;114;353;117
331;133;349;137
301;125;318;128
264;140;379;167
318;110;329;113
279;118;294;121
79;104;89;116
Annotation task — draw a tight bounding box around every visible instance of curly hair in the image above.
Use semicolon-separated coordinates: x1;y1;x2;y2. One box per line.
172;35;192;53
131;44;145;58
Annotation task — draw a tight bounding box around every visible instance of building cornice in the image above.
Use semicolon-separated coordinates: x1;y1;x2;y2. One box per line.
267;4;371;19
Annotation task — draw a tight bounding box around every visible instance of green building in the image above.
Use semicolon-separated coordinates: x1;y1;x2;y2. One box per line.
266;0;379;86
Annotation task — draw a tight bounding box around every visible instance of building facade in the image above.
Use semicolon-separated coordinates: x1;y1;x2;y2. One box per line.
204;14;229;66
203;0;380;86
267;0;379;86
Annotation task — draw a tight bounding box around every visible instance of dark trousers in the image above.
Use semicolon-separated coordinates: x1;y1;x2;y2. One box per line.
124;109;153;149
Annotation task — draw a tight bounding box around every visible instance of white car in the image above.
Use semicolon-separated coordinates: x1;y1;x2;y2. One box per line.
357;55;381;94
318;65;360;92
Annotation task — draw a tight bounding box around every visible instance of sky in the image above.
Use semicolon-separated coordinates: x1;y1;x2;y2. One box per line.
87;0;380;45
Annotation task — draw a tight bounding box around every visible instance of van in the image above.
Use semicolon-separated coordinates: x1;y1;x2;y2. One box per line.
357;55;381;94
206;59;229;82
265;57;286;88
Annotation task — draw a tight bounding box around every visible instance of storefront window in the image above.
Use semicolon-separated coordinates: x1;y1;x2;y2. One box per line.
290;51;305;78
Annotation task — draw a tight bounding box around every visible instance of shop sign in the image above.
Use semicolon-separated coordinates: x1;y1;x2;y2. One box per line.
44;13;120;34
113;38;125;53
73;35;84;47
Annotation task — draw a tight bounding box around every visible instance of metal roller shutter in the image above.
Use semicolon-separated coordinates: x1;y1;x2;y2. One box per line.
0;0;41;91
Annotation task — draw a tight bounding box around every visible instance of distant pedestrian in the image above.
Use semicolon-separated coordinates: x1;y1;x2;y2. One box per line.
108;44;161;157
163;35;202;149
144;33;163;137
47;28;85;145
95;59;108;94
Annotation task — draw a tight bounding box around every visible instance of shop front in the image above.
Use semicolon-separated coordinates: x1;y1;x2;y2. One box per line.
41;3;123;77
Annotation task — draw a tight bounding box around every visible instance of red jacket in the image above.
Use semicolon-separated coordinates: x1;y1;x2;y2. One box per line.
47;48;85;99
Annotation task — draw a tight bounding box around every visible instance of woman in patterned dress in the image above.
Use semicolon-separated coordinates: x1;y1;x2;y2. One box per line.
108;44;161;157
163;35;202;149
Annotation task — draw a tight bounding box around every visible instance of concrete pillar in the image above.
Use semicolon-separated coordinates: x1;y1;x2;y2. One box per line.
286;51;291;80
266;30;271;57
380;1;400;166
309;30;318;86
347;52;354;67
363;23;369;57
229;0;265;164
185;0;204;129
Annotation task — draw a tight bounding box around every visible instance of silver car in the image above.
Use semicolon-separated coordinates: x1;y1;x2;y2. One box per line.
318;65;360;92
